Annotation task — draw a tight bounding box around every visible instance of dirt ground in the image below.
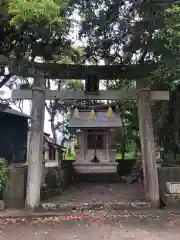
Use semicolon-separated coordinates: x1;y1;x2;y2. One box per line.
42;182;146;206
1;210;180;239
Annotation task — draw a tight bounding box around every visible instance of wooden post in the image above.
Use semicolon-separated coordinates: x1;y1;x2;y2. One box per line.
137;89;160;207
26;77;45;208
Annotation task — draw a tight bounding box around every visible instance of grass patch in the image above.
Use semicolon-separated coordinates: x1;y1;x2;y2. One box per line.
64;152;76;160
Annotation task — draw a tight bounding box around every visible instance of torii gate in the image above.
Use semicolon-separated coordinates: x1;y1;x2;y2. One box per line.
1;56;169;208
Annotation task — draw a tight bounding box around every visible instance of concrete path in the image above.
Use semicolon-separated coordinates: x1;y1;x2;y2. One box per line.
1;210;180;239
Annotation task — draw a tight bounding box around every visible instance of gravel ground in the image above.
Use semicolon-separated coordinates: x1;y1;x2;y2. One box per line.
43;182;145;205
1;210;180;239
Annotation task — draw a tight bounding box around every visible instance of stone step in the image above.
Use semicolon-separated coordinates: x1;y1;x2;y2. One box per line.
38;201;152;211
74;173;124;183
74;173;142;183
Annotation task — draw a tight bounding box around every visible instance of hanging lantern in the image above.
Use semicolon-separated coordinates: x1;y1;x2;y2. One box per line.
73;107;80;118
89;109;96;120
106;106;114;117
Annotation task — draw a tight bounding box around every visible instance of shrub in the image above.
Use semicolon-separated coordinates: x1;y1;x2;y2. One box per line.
0;158;8;191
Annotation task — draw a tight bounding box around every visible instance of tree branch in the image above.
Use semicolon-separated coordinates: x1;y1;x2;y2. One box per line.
0;75;11;88
139;49;147;64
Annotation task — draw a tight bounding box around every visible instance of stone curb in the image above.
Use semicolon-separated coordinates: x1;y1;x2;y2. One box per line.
37;201;152;212
0;201;152;219
0;211;75;219
1;209;180;219
0;201;151;219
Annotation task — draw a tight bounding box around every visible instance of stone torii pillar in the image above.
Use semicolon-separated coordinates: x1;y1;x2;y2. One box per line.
137;88;160;208
26;77;46;208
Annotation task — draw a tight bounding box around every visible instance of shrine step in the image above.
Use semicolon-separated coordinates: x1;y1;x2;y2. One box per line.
74;173;127;183
38;200;152;211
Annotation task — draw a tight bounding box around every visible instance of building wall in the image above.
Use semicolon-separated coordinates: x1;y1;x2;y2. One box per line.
0;113;28;164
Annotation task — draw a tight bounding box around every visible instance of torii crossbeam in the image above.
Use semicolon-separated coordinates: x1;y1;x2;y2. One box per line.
0;55;159;80
12;89;169;101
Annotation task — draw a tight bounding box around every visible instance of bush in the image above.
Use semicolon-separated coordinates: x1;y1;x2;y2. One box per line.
0;158;8;191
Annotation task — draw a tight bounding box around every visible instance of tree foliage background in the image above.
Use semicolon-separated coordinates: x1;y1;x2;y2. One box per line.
0;0;180;159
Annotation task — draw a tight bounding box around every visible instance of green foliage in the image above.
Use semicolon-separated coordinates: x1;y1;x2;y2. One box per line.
0;0;70;63
67;0;180;156
9;0;61;26
66;80;84;90
0;0;180;158
0;158;8;191
65;151;75;160
151;0;180;84
64;150;136;161
116;152;136;160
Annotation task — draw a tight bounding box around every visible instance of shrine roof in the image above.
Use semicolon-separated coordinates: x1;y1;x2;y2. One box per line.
0;106;29;118
68;110;122;129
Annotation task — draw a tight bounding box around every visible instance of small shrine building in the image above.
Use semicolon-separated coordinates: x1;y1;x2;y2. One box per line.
68;105;122;174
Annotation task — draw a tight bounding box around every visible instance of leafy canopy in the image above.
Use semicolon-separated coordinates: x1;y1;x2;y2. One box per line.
9;0;67;29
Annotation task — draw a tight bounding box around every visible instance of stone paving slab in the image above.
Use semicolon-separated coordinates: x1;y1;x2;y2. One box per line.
39;200;151;211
